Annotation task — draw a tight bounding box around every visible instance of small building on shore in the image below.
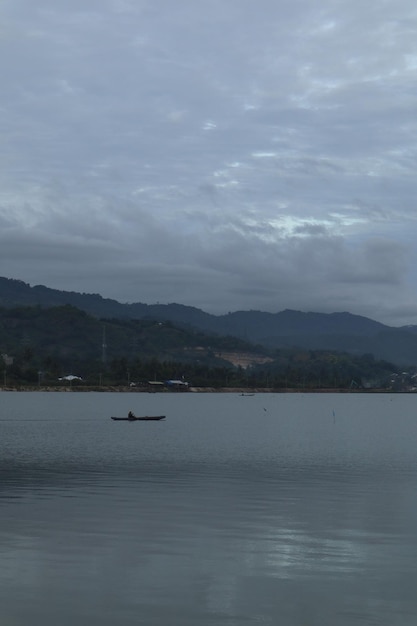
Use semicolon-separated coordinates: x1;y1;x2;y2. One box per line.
165;379;189;390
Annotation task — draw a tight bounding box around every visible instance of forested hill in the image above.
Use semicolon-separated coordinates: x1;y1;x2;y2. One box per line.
0;304;257;366
0;305;402;390
2;277;417;365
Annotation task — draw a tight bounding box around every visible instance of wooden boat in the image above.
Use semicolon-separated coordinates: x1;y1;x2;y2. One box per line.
111;415;166;421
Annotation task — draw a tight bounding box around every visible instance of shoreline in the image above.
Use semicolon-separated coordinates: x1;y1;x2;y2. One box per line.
0;386;404;393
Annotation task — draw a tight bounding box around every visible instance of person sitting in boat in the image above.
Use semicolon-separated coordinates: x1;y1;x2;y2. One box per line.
128;411;135;419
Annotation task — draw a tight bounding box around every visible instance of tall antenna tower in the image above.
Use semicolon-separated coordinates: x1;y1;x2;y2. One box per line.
101;324;107;364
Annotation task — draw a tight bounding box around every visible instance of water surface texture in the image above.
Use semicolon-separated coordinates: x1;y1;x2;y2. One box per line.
1;392;417;625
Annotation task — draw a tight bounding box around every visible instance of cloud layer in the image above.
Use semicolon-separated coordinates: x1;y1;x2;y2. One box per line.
1;0;417;324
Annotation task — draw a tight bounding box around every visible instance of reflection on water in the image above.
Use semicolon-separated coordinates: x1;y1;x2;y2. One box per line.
1;392;417;625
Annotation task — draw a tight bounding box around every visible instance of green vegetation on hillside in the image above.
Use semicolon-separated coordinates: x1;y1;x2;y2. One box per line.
0;305;407;390
2;276;417;367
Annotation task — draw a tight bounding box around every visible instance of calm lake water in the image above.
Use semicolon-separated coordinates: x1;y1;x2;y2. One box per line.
1;391;417;625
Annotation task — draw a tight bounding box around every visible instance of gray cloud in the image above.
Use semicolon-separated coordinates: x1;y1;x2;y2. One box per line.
1;0;417;325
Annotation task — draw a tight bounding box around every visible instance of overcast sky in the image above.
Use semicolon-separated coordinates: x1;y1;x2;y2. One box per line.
1;0;417;325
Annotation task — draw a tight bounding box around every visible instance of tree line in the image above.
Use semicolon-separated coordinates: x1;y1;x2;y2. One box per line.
2;350;400;390
0;304;406;390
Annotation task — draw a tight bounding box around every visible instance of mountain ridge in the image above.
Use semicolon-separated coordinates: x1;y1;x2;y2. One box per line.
1;276;417;365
